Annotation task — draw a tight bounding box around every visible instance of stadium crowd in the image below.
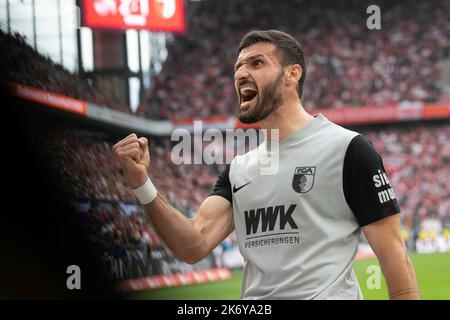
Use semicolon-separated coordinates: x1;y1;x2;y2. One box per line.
82;202;155;251
139;0;450;120
367;124;450;239
2;1;448;120
32;130;218;212
32;122;450;257
4;0;450;281
80;201;202;279
0;30;129;113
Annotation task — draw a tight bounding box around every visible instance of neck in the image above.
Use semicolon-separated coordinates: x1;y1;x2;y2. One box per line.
259;99;314;142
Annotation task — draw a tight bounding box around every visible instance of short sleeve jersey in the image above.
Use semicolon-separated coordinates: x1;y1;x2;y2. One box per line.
210;114;400;299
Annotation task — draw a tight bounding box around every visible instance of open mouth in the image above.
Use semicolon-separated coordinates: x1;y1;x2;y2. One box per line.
240;86;258;107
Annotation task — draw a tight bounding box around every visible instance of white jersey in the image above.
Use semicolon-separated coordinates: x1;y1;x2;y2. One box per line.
211;114;400;299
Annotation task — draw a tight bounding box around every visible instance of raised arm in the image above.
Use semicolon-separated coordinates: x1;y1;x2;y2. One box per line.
112;133;234;264
363;215;420;300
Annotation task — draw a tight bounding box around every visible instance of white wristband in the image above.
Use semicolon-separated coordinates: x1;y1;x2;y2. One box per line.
132;177;157;205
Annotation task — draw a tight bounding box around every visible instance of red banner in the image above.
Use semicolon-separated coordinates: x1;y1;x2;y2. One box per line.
118;268;232;292
6;82;87;115
174;102;450;130
318;103;450;125
83;0;185;32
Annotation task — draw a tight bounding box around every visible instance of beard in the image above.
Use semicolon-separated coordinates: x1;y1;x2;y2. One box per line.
238;70;284;124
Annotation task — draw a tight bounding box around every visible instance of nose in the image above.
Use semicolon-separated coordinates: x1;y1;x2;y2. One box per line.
234;67;250;82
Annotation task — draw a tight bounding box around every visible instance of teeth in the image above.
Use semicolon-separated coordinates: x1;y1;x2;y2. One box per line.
240;86;256;94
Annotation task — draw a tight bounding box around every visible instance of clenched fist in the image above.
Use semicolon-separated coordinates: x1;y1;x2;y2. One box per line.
112;133;150;188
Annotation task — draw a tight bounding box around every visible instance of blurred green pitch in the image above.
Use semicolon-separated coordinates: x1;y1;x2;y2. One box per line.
128;252;450;300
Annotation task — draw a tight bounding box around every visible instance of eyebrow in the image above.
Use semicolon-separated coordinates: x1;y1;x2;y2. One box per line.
234;54;265;71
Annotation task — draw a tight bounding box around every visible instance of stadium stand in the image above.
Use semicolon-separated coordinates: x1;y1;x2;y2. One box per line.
365;123;450;251
29;121;450;279
0;30;130;113
30;127;223;280
2;1;448;121
31;130;218;211
138;0;449;120
1;0;449;293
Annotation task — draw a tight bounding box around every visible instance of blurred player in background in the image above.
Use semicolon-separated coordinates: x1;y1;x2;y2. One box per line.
112;30;419;299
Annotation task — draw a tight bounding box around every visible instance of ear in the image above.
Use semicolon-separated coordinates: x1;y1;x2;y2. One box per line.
285;64;302;88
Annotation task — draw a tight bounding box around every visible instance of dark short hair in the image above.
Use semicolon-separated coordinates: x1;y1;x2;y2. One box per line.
239;30;306;99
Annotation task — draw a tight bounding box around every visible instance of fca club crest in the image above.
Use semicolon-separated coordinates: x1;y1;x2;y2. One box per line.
292;166;316;193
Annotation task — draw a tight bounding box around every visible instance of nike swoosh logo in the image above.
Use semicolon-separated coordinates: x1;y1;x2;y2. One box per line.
233;181;252;193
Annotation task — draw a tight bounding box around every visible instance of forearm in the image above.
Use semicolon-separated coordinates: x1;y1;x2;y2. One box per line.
380;254;420;300
112;135;210;263
144;193;207;264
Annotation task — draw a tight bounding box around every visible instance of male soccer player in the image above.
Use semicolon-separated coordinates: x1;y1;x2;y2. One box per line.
112;30;419;299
